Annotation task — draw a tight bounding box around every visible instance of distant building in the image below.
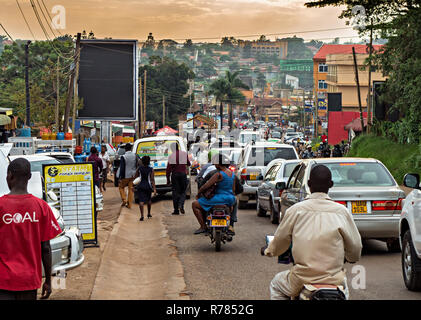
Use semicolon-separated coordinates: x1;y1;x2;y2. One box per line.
238;39;288;59
324;45;385;112
285;75;299;89
279;59;313;89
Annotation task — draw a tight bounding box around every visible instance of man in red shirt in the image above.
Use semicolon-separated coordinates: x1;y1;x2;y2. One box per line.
0;158;62;300
321;134;328;143
166;143;190;215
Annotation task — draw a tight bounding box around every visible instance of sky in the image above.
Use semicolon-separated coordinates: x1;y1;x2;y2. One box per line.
0;0;360;43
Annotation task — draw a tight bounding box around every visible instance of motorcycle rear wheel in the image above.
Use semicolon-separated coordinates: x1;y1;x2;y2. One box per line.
215;230;222;252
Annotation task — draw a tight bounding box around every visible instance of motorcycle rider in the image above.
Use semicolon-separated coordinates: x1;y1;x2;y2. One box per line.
302;145;314;159
262;165;362;300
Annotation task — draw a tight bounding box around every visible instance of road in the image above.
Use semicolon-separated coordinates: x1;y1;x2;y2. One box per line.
162;183;421;300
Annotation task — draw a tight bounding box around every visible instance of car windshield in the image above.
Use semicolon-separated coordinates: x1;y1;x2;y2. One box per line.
321;162;396;187
240;134;259;144
272;132;281;138
248;147;297;166
283;163;299;178
136;140;180;162
210;141;240;149
30;159;60;175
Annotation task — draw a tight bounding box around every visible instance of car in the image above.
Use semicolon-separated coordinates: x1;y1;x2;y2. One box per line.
279;158;406;252
133;135;191;198
9;154;104;212
0;146;85;275
271;131;281;139
236;142;299;209
238;130;261;148
256;159;301;224
399;173;421;291
37;152;75;164
283;132;300;142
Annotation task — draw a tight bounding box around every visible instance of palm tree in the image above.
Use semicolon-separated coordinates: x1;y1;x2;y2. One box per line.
209;78;228;130
224;71;249;129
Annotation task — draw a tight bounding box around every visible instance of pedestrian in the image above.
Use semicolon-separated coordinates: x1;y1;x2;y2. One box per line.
166;143;190;215
117;143;138;209
88;146;103;189
0;158;62;300
99;145;111;192
134;156;156;221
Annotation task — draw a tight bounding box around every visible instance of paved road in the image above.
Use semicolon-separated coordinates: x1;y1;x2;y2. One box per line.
162;185;421;300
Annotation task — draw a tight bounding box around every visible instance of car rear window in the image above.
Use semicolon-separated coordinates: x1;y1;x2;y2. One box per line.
247;147;297;166
136;140;180;161
321;162;396;187
240;134;259;144
283;163;299;178
31;159;60;174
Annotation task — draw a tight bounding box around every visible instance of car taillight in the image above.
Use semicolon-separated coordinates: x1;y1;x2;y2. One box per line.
335;201;347;206
240;168;247;181
372;199;403;211
229;165;236;172
279;190;284;197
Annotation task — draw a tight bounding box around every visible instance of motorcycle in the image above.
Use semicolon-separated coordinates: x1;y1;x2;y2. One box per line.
206;205;233;252
262;235;347;300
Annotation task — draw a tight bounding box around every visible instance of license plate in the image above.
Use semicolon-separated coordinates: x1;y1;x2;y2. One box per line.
211;219;227;227
249;174;258;180
352;201;368;214
155;171;166;176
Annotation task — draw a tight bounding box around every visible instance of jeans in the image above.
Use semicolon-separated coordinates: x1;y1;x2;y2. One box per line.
171;172;187;213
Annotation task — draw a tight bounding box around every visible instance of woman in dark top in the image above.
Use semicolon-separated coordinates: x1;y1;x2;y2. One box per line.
134;156;156;221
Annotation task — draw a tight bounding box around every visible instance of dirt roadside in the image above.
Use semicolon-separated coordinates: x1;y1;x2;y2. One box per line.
49;180;122;300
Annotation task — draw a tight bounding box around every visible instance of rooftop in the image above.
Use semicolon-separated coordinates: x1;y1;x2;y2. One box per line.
313;44;384;61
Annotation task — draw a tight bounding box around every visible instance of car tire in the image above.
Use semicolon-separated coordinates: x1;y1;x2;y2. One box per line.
269;199;279;224
387;238;401;253
256;196;267;217
402;230;421;291
238;199;248;210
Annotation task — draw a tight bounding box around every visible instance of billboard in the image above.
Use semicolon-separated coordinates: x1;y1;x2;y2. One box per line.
77;40;138;121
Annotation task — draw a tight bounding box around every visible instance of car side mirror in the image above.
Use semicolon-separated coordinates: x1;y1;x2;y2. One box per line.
403;173;420;189
275;182;287;190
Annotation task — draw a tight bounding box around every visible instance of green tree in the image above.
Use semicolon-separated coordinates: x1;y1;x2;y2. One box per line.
140;57;194;129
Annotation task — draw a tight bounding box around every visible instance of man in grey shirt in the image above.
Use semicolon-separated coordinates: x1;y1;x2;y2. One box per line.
117;144;138;208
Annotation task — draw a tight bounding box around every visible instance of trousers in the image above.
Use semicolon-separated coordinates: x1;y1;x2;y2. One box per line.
269;270;349;300
119;178;134;208
0;289;37;300
171;172;187;213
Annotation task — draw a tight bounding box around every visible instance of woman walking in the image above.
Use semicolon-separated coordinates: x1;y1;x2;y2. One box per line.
134;156;156;221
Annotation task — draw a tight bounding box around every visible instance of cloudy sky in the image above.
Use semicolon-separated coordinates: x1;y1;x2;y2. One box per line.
0;0;359;42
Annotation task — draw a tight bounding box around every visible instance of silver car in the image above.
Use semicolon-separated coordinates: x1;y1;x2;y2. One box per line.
236;142;299;209
256;159;300;224
279;158;406;252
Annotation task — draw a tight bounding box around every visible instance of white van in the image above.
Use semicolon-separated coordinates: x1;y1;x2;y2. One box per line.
133;135;191;197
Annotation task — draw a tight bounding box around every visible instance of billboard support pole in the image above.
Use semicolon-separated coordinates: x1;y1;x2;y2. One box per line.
138;75;142;138
72;35;81;135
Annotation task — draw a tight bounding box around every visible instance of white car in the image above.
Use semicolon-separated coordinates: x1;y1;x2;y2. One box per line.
0;145;84;275
400;173;421;291
236;142;299;209
238;130;261;148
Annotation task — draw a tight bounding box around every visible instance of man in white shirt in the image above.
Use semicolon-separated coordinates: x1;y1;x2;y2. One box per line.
99;145;111;192
264;165;362;300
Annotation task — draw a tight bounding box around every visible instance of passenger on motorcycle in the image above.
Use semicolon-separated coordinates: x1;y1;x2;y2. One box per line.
262;165;362;300
192;153;236;235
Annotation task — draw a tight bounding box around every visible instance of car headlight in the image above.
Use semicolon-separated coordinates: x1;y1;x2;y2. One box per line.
61;247;69;261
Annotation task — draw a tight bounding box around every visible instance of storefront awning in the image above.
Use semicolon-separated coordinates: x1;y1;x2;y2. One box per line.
0;115;11;126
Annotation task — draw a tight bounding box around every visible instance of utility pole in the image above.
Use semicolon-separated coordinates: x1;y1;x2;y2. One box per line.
56;56;60;131
352;47;365;134
138;76;142;138
72;38;81;134
25;40;31;127
64;32;81;133
219;102;223;130
367;19;373;133
162;95;166;127
143;70;147;132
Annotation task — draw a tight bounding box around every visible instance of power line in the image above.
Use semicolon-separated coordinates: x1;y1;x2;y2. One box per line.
36;0;57;38
155;27;355;42
29;0;51;40
41;0;62;36
16;0;36;40
0;23;15;42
